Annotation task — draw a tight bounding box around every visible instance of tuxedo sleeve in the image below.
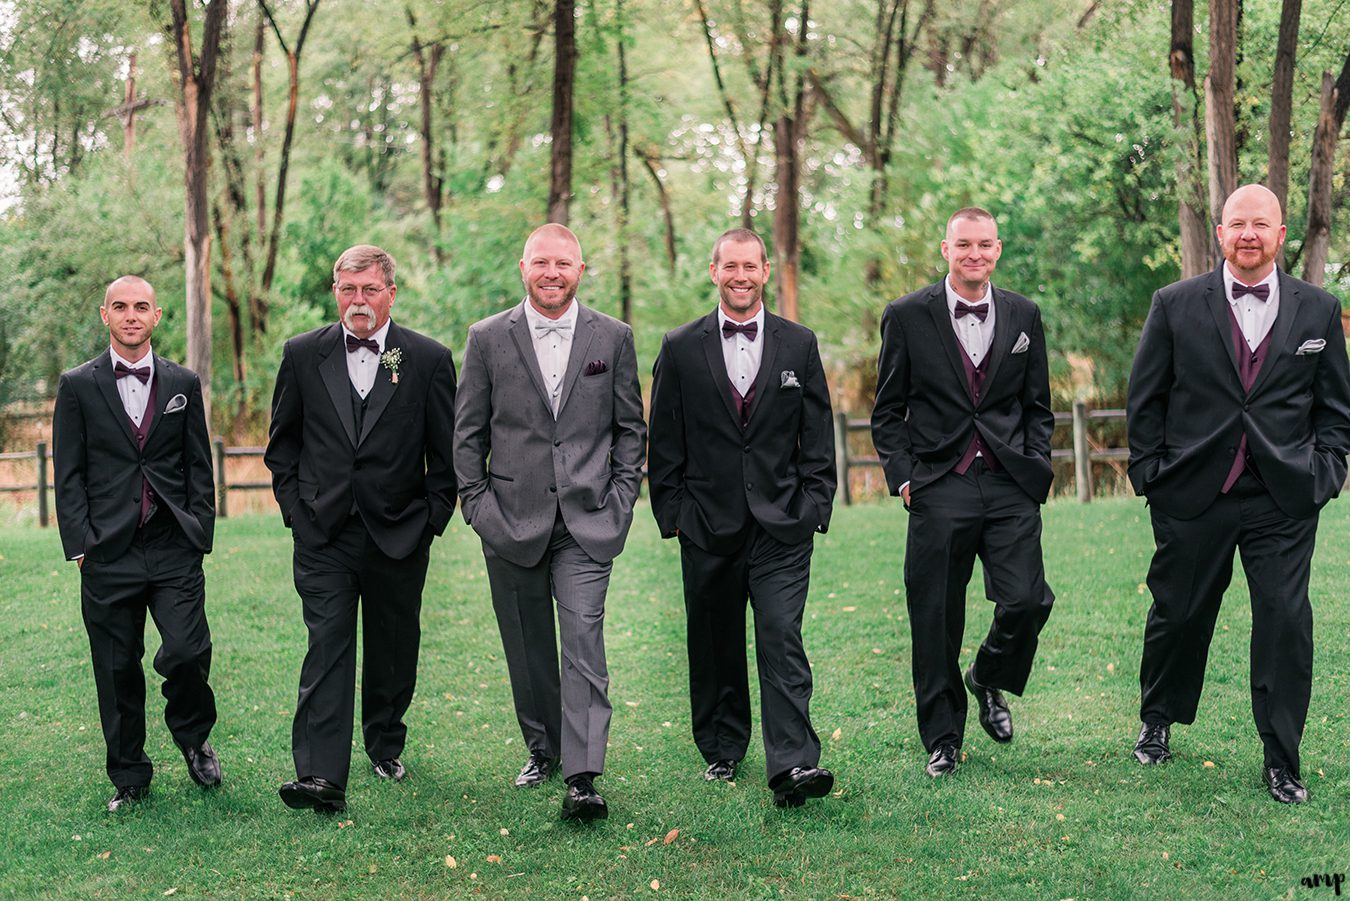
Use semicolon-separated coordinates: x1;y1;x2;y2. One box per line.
1125;290;1172;496
264;340;303;526
607;325;647;512
52;373;90;560
1310;298;1350;503
452;327;492;524
646;334;685;538
871;303;914;495
1020;308;1055;463
797;333;837;531
423;346;459;535
182;374;216;552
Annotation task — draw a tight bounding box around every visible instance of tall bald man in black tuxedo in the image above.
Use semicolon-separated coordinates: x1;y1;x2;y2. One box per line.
648;228;837;808
1127;184;1350;804
266;244;458;813
871;208;1056;778
53;275;221;812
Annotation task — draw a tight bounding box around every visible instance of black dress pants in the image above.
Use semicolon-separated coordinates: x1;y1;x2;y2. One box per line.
291;515;429;788
1140;473;1317;774
80;513;216;789
904;460;1054;752
680;523;821;782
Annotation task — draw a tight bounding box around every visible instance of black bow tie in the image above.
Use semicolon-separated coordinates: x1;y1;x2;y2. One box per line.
114;362;150;384
1232;282;1271;302
722;320;759;341
346;334;380;354
954;301;989;322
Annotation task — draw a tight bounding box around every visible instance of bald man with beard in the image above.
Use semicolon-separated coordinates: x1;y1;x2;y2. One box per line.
1127;184;1350;803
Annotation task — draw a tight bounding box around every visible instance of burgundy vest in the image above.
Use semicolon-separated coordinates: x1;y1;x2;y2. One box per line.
129;375;159;526
954;346;999;475
730;380;756;431
1220;305;1273;493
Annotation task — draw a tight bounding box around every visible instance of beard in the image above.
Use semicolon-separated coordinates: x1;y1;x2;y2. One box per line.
718;283;763;315
527;283;577;313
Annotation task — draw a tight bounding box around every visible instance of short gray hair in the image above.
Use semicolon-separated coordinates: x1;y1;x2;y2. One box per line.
333;244;396;286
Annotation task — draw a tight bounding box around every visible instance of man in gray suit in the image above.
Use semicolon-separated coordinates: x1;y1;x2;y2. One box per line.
454;223;646;821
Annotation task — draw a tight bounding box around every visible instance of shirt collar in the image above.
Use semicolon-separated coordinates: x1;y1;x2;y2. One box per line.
944;276;993;316
523;296;580;332
716;303;765;333
1222;262;1279;305
341;317;392;353
109;345;155;375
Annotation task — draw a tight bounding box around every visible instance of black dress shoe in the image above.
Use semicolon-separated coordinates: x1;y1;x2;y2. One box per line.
926;744;960;778
1133;723;1171;765
107;785;148;812
516;753;558;787
770;766;835;807
1263;766;1309;804
964;665;1013;743
179;741;222;787
561;775;608;821
279;776;347;813
704;759;738;782
373;758;406;781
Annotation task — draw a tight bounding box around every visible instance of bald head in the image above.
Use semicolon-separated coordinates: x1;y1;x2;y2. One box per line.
522;223;583;264
1221;184;1282;227
520;223;586;317
104;275;156;306
1218;183;1285;283
100;275;161;361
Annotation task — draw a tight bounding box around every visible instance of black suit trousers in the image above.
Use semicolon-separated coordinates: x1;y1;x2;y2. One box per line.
680;525;821;782
904;460;1053;752
291;515;429;788
1140;473;1316;774
79;513;215;789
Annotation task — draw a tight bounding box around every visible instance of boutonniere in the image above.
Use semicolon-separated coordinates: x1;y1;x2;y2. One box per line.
380;347;403;384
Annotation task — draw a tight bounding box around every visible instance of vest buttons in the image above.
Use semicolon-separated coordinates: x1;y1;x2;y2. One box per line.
549;485;557;493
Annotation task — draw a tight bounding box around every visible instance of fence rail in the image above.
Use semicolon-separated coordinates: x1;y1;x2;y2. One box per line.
5;403;1131;525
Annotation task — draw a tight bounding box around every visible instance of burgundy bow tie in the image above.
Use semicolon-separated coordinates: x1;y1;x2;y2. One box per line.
346;334;380;354
1232;282;1271;302
954;301;989;322
722;320;758;341
114;362;150;384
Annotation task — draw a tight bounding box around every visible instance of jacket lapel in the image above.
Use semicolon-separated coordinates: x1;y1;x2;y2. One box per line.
699;310;749;428
744;312;782;430
357;322;401;446
92;351;140;449
318;325;359;447
1203;267;1242;382
507;301;555;415
924;284;970;400
976;287;1018;407
555;304;597;417
141;353;169;444
1247;270;1300;399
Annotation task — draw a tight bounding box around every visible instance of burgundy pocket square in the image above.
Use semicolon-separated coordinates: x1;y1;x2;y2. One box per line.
584;360;608;376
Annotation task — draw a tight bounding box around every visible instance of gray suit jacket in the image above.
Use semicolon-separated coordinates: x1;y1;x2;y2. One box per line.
453;299;647;567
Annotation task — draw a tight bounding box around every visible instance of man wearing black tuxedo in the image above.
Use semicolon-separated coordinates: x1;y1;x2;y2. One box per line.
871;208;1056;778
266;244;457;812
53;275;221;812
648;228;837;808
1126;184;1350;804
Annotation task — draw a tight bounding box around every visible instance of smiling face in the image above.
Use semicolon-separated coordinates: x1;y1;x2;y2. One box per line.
941;214;1002;301
334;264;396;339
100;276;162;362
520;228;585;318
710;238;770;321
1218;185;1285;284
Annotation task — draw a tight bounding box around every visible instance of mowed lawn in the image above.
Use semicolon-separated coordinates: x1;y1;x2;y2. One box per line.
1;497;1348;899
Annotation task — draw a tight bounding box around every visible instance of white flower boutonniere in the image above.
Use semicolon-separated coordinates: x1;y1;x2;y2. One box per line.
380;347;403;384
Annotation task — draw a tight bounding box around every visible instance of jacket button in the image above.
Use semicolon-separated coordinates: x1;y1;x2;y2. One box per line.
745;482;753;491
743;445;750;453
549;486;557;493
554;440;561;447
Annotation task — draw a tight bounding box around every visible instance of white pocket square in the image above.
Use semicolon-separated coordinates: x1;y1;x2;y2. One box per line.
163;393;188;414
1296;339;1326;355
1011;332;1030;354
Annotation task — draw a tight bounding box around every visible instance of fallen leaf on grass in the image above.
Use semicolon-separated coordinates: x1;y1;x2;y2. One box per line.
445;855;458;868
645;837;660;846
842;606;857;612
1162;852;1169;861
664;829;679;844
337;820;354;828
500;828;510;836
1056;813;1065;821
650;880;660;891
97;851;111;861
1203;761;1215;769
830;728;842;741
163;890;177;897
487;855;502;864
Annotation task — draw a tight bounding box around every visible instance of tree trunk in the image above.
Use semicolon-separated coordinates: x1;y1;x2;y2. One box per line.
547;0;576;225
614;0;632;323
407;6;446;261
211;199;247;422
1170;0;1213;276
1302;71;1340;287
1205;0;1238;232
1267;0;1301;268
773;113;800;322
636;147;677;272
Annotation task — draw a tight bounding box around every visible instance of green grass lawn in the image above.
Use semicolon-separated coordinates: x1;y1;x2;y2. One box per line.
1;498;1347;899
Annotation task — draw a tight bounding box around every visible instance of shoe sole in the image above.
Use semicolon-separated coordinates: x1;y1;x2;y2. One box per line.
279;786;346;813
1133;751;1171;766
561;803;608;822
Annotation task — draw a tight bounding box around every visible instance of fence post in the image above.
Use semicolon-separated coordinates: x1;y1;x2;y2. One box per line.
36;441;49;527
213;437;228;519
1072;399;1091;504
834;411;852;506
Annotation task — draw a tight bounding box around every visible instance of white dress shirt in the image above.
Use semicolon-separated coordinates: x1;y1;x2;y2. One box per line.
945;276;996;365
109;346;155;427
343;318;392;399
1223;263;1280;351
524;298;579;417
717;304;766;398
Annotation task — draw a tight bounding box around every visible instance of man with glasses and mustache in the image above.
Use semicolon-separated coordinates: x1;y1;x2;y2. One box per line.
266;244;458;812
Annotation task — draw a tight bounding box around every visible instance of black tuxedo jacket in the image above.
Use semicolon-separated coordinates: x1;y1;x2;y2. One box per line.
1127;266;1350;520
648;309;836;551
871;281;1055;502
53;351;215;562
265;321;458;559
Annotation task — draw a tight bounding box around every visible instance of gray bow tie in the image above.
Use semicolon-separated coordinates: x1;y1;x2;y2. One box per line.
534;321;573;338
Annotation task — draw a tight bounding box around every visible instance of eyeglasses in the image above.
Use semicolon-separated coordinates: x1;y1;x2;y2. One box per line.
335;284;390;300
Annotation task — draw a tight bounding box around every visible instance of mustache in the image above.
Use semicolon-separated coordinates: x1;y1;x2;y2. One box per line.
344;304;374;322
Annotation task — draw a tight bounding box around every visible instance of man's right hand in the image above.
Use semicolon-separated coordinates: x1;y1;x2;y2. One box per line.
901;485;911;507
76;557;84;569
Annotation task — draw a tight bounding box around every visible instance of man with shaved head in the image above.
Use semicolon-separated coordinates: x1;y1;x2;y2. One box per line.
454;224;646;821
53;275;221;812
1127;183;1350;803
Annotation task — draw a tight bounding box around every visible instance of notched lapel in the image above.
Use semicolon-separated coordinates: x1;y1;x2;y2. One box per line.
358;324;401;445
744;315;782;430
508;305;554;415
925;288;968;396
1203;270;1242;381
699;313;743;428
141;355;169;444
978;289;1019;404
555;306;597;417
1248;274;1300;398
93;354;139;449
319;327;359;447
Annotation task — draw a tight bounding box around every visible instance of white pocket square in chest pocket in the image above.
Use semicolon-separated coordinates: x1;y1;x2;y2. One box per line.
1011;332;1030;354
1296;339;1326;355
163;393;188;414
